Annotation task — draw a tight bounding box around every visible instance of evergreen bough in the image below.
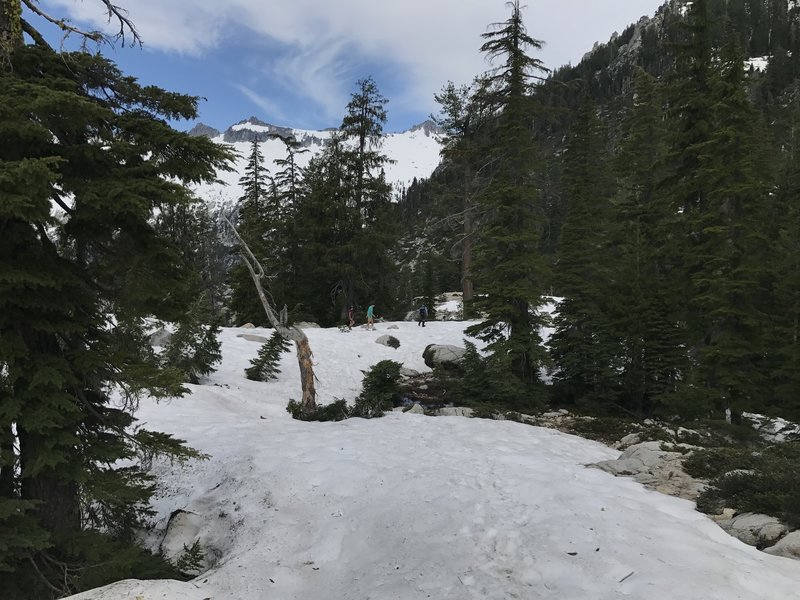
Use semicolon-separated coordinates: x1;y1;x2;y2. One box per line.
245;331;291;381
162;296;223;385
0;41;230;597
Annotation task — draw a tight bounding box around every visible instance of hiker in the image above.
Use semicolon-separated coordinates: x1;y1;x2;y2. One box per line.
418;303;428;327
366;302;376;330
348;304;355;330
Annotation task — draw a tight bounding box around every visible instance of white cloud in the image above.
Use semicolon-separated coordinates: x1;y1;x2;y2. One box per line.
232;83;289;123
41;0;665;126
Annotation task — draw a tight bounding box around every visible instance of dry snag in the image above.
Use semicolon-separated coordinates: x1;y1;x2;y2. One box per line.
223;215;316;416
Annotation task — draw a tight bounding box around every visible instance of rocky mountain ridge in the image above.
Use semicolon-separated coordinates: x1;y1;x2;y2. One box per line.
188;116;444;208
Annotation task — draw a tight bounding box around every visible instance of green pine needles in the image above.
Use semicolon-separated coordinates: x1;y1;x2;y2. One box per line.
245;331;291;381
0;42;231;598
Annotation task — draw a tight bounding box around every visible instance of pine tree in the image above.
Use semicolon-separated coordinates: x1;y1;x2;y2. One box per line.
230;139;277;325
0;35;230;598
245;331;292;381
433;78;492;313
549;98;618;408
291;132;358;323
161;295;223;385
339;77;396;318
340;75;390;219
688;32;773;417
770;89;800;418
660;4;773;418
467;1;550;394
608;68;686;417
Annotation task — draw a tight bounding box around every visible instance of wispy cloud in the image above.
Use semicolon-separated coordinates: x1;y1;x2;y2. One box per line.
40;0;665;128
232;84;289;123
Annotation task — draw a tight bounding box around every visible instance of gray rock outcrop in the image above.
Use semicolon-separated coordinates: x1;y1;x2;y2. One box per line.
590;441;706;500
187;122;221;138
236;334;270;343
422;344;466;370
764;531;800;558
376;335;400;348
149;327;172;347
718;513;788;548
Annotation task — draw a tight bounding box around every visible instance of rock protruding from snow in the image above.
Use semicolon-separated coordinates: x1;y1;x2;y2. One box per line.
236;334;270;343
294;321;321;329
376;334;400;348
590;441;706;500
422;344;466;370
765;531;800;558
718;513;789;549
434;407;473;417
160;509;209;574
149;327;172;348
239;323;256;329
405;403;425;414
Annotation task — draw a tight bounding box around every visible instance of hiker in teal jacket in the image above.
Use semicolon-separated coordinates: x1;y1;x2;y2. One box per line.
366;303;376;330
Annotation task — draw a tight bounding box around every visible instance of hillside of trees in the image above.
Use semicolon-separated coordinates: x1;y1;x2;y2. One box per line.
5;0;800;596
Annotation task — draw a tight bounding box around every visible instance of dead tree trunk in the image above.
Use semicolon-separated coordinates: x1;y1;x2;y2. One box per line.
224;216;316;416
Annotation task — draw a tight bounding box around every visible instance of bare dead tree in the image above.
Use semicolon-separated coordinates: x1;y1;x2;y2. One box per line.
223;215;317;416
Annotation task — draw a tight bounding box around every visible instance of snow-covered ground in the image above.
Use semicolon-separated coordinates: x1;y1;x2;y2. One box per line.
67;322;800;600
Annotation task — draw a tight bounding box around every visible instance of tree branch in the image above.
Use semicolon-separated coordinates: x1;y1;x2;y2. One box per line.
20;17;50;48
22;0;140;48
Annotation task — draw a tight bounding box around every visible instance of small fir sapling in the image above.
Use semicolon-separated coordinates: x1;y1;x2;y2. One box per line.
245;331;291;381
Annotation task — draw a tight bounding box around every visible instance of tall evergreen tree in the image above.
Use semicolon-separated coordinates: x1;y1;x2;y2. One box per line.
549;99;618;407
230;139;277;325
688;32;773;417
661;4;773;418
433;78;492;313
771;90;800;418
338;77;396;318
340;75;390;219
0;20;230;598
608;69;686;417
467;1;550;393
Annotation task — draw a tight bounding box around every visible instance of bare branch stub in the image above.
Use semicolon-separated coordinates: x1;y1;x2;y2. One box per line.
22;0;141;48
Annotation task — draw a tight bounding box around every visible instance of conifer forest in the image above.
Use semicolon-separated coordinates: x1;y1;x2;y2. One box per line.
4;0;800;597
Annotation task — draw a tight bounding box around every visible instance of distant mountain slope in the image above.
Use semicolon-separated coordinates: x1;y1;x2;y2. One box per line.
189;117;443;209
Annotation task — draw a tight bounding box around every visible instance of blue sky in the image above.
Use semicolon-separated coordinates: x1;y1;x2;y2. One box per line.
30;1;666;133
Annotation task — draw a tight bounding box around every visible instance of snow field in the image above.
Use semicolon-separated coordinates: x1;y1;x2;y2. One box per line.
67;323;800;599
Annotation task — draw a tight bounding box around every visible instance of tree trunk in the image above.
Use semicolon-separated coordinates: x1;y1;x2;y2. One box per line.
19;429;81;534
295;336;316;414
224;216;317;415
0;0;23;62
0;423;15;498
462;164;474;313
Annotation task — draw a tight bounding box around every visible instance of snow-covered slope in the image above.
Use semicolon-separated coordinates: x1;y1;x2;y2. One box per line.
191;117;442;209
66;321;800;600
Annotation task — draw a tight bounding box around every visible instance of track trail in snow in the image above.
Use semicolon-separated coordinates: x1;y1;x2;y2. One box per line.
68;324;800;600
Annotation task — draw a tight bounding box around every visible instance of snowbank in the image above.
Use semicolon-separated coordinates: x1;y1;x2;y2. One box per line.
66;323;800;600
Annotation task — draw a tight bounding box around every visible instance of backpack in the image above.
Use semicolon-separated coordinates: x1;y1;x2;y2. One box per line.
419;305;428;317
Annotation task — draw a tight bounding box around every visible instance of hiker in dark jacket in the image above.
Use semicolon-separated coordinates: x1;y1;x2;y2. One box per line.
418;304;428;327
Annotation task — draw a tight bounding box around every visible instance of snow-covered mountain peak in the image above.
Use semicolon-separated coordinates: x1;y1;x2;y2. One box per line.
191;117;443;208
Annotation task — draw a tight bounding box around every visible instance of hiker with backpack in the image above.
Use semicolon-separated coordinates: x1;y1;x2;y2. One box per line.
418;303;428;327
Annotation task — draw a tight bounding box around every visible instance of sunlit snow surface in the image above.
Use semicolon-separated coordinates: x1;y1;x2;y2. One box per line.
67;322;800;600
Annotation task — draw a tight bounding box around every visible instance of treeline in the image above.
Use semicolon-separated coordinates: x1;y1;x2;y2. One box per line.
394;0;800;422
